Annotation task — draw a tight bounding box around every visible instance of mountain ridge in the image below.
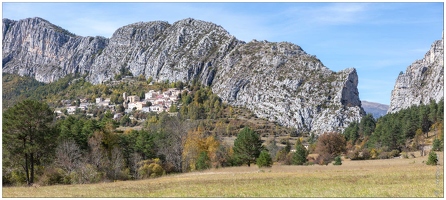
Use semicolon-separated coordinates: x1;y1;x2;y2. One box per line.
2;17;365;134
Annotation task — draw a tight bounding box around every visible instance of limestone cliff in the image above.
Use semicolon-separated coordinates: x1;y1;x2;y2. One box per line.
388;36;444;113
2;17;365;134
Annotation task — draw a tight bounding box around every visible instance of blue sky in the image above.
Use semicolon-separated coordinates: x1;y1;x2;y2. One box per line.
2;2;444;105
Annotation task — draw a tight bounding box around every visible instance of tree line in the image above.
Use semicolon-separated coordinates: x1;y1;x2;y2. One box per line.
343;99;443;160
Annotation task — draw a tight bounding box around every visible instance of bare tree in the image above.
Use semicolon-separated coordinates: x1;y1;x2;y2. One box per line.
129;152;142;179
88;131;106;170
109;147;125;180
55;140;82;174
157;115;195;172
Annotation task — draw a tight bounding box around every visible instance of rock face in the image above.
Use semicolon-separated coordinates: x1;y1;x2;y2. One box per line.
361;101;389;119
2;17;365;134
2;17;108;83
388;36;444;113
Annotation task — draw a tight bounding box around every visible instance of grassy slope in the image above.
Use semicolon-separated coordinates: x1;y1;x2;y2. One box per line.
3;152;443;198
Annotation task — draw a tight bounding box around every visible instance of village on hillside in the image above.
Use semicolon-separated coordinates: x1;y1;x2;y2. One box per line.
54;87;186;121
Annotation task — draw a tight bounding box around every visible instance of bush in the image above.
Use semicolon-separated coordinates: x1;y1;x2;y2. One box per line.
361;149;371;160
316;153;333;165
432;138;442;151
389;150;400;158
149;163;164;177
256;150;273;168
196;151;211;171
70;164;101;184
38;167;66;186
333;156;342;165
370;148;378;159
401;151;409;159
347;150;360;160
426;151;438;166
378;152;389;159
138;159;165;179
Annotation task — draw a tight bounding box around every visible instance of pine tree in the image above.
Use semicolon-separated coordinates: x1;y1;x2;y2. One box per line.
292;139;308;165
256;150;273;168
426;151;438;166
233;127;263;167
196;151;211;170
333;156;342;165
3;100;57;185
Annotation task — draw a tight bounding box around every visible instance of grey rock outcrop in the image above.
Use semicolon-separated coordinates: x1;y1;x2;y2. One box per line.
2;17;365;134
388;36;444;113
2;17;108;83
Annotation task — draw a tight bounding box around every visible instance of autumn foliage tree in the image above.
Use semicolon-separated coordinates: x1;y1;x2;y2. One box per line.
315;132;346;164
182;126;220;172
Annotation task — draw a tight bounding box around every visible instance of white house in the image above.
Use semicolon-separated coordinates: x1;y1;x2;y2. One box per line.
96;98;103;104
128;102;138;110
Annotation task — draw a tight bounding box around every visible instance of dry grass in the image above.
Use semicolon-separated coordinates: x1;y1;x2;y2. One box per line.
3;152;443;197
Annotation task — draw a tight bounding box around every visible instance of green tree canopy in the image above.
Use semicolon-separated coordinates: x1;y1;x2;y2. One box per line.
3;100;58;185
233;127;263;167
256;150;273;168
292;139;308;165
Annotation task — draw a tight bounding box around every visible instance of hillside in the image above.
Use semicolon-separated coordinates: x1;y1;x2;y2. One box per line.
2;17;365;134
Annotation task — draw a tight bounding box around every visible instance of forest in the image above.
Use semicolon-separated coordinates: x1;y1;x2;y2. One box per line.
2;73;443;186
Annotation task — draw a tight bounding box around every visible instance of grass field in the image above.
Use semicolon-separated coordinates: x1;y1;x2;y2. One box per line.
3;152;443;198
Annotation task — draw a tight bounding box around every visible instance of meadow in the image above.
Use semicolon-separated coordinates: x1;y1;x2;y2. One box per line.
3;152;443;198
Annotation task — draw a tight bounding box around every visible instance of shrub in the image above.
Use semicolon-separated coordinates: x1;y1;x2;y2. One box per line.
426;151;438;166
361;149;371;160
138;159;165;179
389;150;400;158
316;153;333;165
38;167;66;186
333;156;342;165
401;151;409;159
196;151;211;171
256;150;273;168
347;150;360;160
70;164;101;184
275;149;288;164
149;163;164;177
370;148;378;159
378;152;389;159
432;138;442;151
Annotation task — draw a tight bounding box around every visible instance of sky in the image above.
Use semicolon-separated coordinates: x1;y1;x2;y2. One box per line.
2;2;444;105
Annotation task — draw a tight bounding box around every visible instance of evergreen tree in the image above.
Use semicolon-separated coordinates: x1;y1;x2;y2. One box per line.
333;156;342;165
359;114;376;137
426;151;438;166
292;139;308;165
432;138;442;151
196;151;211;170
256;150;273;168
343;121;359;143
233;127;263;167
3;100;57;185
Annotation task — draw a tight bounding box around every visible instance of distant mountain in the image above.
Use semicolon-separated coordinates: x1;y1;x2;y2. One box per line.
2;17;365;134
361;101;389;119
388;36;444;113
